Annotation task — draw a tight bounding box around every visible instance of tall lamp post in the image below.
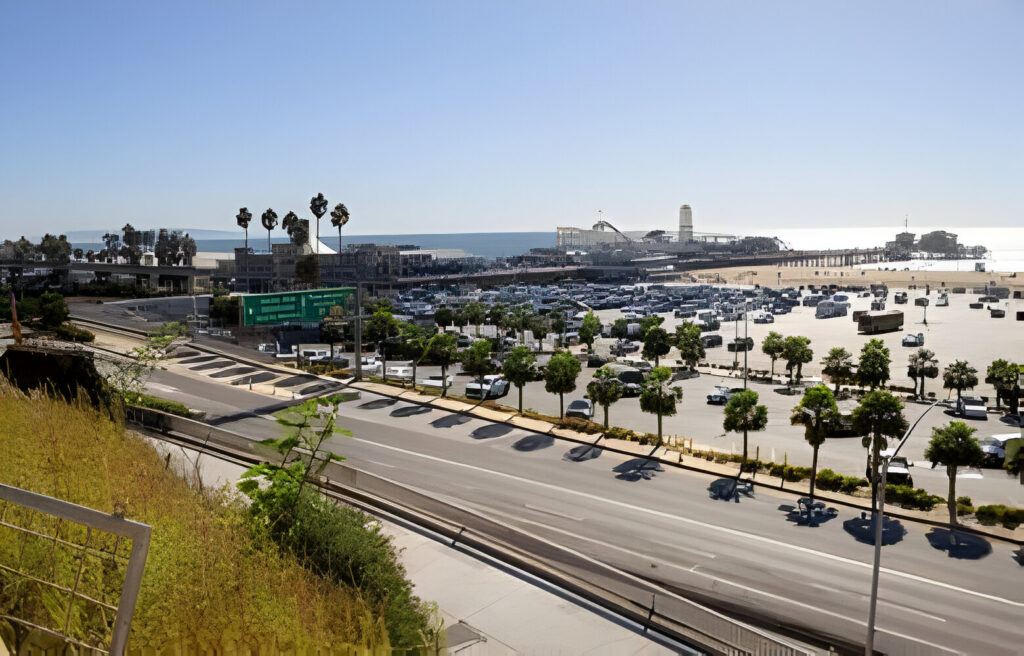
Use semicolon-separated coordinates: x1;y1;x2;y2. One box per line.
864;399;942;655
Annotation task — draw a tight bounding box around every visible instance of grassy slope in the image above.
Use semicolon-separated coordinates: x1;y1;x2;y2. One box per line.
0;385;388;650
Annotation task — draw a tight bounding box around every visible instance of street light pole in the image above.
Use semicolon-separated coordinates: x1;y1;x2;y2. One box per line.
865;398;943;655
743;300;749;389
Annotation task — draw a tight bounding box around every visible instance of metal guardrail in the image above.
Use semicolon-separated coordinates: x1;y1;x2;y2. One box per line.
0;483;151;655
126;405;815;656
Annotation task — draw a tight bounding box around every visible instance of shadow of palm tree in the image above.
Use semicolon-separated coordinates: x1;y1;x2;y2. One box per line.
564;444;602;462
432;414;472;428
1013;548;1024;567
299;383;339;395
471;423;514;439
613;458;664;481
179;355;219;364
998;414;1022;427
707;477;753;502
172;349;201;358
843;515;907;545
358;398;397;410
925;528;993;559
211;366;257;378
231;372;277;385
390;405;432;417
513;434;554;451
780;503;839;527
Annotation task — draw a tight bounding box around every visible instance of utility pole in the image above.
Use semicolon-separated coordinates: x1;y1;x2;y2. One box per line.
353;284;363;380
743;300;749;389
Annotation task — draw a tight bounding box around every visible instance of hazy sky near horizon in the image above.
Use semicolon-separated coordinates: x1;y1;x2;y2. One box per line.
1;1;1021;238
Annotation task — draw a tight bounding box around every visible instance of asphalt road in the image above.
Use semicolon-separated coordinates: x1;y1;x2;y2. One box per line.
190;381;1023;656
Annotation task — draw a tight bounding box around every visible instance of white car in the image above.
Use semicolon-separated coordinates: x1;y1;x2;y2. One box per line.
465;375;510;399
385;365;413;381
980;434;1017;467
956;396;987;419
418;374;454;389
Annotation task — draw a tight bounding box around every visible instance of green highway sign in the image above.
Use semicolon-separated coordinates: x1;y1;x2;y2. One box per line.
241;287;355;326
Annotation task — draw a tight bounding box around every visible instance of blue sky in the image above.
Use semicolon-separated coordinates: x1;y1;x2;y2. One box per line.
1;1;1020;238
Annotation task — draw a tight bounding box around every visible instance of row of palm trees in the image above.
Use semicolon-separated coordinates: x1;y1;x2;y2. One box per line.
234;193;351;269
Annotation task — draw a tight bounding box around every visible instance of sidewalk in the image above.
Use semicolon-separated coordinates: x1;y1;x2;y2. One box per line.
146;437;677;655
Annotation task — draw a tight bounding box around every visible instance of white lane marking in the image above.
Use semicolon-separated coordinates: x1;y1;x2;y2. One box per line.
688;570;959;654
523;503;584;522
493;506;717;560
148;382;180;394
365;459;397;469
350;437;1023;609
809;583;946;623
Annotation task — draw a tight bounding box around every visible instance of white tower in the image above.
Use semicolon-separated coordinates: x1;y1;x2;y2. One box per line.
679;204;693;243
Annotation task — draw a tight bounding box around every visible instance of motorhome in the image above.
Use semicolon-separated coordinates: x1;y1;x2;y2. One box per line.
857;310;904;334
815;300;849;319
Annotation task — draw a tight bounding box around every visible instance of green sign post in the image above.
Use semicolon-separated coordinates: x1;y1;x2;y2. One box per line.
240;287;355;326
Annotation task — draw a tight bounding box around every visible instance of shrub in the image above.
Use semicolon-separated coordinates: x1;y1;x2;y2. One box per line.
604;425;661;445
975;504;1024;530
884;484;944;511
127;393;192;417
769;462;813;481
559;416;602;434
53;323;95;342
816;469;869;494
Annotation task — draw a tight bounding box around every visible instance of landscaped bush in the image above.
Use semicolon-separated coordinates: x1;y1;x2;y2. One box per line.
956;496;974;516
884;484;945;511
604;425;661;445
768;462;813;482
975;504;1024;530
128;393;192;417
815;468;869;494
53;323;95;342
559;416;603;435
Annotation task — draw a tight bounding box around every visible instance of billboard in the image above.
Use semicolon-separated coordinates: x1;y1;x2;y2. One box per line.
241;287;355;326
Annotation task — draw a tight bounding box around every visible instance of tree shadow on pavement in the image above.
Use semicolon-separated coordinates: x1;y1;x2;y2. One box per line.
707;478;753;502
843;515;907;546
998;414;1021;427
512;434;553;451
179;355;219;364
925;528;993;559
564;444;602;462
613;458;664;481
778;503;839;527
1013;548;1024;567
432;413;472;428
470;424;514;439
358;398;397;410
390;405;432;417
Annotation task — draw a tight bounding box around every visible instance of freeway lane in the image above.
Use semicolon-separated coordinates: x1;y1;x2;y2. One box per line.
305;394;1022;656
148;370;1022;655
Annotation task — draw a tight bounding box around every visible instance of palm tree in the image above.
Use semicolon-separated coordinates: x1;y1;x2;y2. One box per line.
282;211;301;245
587;365;624;429
260;208;278;252
821;347;853;394
943;360;978;402
907;348;938;398
310;193;328;285
640;367;682;443
924;421;984;538
330;203;350;269
236;207;252;251
723;389;768;470
791;385;839;504
852;390;908;513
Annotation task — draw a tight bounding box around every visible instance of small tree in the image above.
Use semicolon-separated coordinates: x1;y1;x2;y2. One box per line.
857;338;891;390
791;385;839;503
639;366;682;444
852;390;908;512
545;351;581;419
907;348;938;398
761;331;785;376
942;360;978;402
821;346;854;394
461;339;494;399
365;307;401;382
782;335;813;383
924;421;984;533
578;311;602;352
610;318;630;339
986;359;1022;414
502;345;536;414
462;301;486;335
401;324;430;390
674;321;705;370
638;315;664;340
424;333;458;397
642;326;671;366
434;306;453;328
723;389;768;469
587;365;624;429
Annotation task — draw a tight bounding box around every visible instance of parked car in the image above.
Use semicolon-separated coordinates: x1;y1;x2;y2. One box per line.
956;396;987;419
893;292;909;304
901;332;925;347
611;339;640;355
979;434;1016;467
707;385;744;405
700;334;723;348
418;374;454;389
566;399;594;420
868;450;914;486
465;375;510;399
587;354;609;368
385;365;413;381
727;337;755;352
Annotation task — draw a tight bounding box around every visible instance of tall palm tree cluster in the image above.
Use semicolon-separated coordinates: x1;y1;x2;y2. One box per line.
236;193;352;283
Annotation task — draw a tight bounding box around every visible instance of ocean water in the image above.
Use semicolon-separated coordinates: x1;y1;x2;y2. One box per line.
71;231;557;260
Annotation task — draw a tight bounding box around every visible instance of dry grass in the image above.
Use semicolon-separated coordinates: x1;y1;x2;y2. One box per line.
0;384;388;650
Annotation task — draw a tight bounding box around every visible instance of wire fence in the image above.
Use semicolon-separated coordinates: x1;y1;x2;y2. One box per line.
0;483;151;656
